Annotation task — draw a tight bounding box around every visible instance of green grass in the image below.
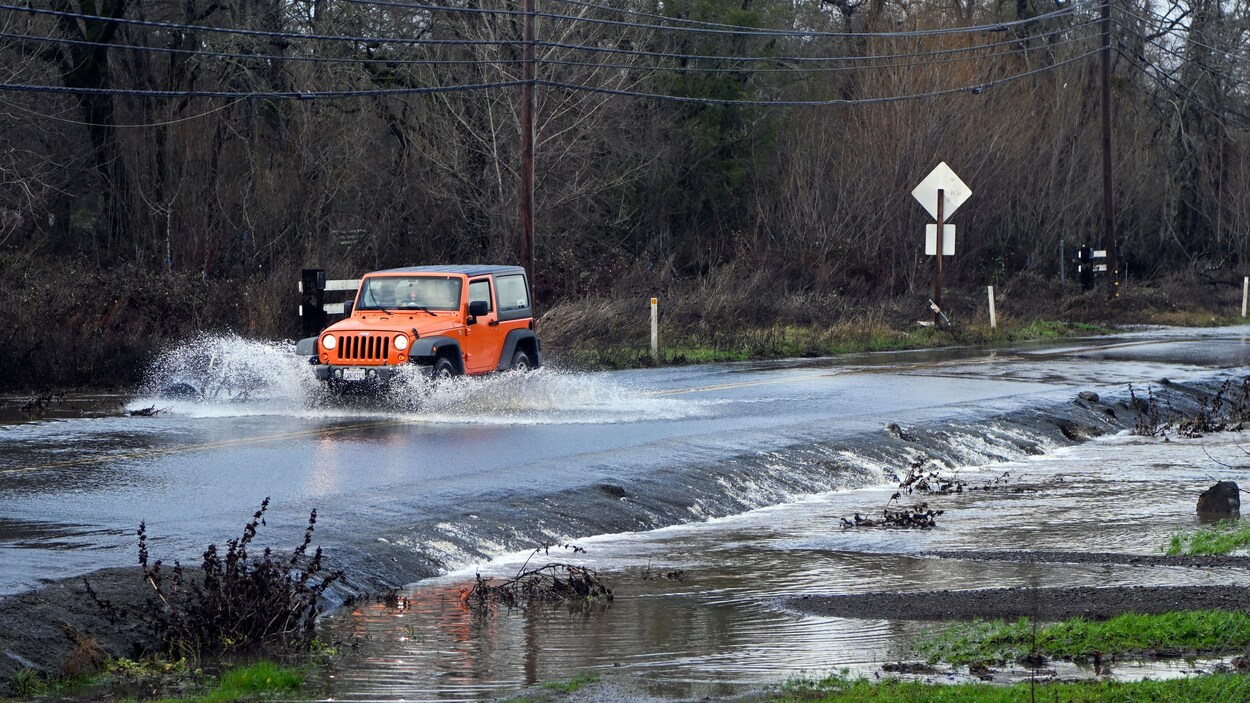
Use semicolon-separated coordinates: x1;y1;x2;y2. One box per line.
1166;521;1250;555
774;672;1250;702
915;610;1250;665
556;318;1114;372
4;660;303;702
541;672;599;693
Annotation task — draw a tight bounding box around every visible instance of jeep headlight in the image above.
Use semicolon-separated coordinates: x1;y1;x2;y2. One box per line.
394;335;408;351
321;334;337;350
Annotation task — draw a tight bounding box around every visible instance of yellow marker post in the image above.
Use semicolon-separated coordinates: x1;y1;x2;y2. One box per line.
650;297;659;360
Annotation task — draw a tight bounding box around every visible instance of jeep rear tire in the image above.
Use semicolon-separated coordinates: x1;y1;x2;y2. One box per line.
510;350;533;373
432;356;457;380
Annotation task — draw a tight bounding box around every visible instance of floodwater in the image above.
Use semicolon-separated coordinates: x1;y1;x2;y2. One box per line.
2;327;1250;698
316;432;1250;701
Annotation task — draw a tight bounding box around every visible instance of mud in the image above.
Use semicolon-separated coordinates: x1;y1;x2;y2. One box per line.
785;585;1250;621
0;568;154;677
929;550;1250;568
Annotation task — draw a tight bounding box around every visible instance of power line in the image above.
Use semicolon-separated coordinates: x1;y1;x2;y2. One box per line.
1114;22;1250;90
0;47;1099;104
1119;4;1250;60
0;0;1095;59
0;3;515;47
544;0;1093;36
342;0;1086;38
0;79;527;99
1116;45;1250;127
0;30;526;67
0;94;246;127
539;48;1102;106
542;30;1098;75
0;20;1098;75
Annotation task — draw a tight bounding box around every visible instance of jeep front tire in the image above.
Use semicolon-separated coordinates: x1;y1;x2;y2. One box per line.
432;356;458;380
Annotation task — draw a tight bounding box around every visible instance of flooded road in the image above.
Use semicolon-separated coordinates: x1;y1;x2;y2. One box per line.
319;432;1250;701
2;326;1250;697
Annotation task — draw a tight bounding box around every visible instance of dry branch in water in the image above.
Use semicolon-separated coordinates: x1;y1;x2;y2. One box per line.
460;544;613;611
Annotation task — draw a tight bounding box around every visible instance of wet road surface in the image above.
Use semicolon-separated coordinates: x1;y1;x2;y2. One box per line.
0;327;1248;600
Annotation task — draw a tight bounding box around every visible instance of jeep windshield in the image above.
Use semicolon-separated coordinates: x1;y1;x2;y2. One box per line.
356;276;462;313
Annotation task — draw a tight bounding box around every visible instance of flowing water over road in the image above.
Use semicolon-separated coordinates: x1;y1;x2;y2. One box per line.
318;432;1250;701
2;326;1250;698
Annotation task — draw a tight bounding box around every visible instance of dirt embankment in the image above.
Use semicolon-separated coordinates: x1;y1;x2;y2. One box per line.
0;568;154;682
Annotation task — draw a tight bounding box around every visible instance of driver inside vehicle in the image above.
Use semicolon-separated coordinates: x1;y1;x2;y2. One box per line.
399;282;421;308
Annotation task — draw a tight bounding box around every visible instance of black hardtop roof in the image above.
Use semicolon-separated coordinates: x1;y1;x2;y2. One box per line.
369;264;526;277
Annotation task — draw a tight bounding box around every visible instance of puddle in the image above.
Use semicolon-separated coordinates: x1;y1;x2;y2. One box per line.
318;431;1250;701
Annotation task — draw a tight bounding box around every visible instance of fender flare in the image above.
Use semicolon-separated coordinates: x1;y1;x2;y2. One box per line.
295;336;318;356
497;330;542;370
410;336;464;373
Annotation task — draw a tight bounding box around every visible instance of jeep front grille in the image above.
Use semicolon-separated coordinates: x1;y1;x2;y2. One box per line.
336;334;390;362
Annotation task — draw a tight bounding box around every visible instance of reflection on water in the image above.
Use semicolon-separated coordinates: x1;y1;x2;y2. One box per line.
319;432;1250;701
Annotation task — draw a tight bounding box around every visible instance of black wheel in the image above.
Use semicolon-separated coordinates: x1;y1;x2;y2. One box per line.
510;350;533;373
432;356;457;380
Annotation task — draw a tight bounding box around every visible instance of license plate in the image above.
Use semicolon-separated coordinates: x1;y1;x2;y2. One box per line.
341;368;367;381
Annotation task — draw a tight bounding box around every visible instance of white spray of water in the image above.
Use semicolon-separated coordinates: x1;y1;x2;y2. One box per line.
130;333;705;424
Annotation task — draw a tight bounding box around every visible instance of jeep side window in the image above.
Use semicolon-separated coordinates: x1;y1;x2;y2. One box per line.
468;279;493;312
495;275;529;312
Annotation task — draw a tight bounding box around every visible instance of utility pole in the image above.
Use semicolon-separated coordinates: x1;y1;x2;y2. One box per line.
519;0;536;284
1100;0;1119;299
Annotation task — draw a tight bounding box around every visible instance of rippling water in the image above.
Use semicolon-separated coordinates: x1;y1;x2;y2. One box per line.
318;431;1250;701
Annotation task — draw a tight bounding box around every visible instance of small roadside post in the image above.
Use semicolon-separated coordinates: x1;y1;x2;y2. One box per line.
650;297;659;360
912;163;971;326
1242;277;1248;318
988;286;997;329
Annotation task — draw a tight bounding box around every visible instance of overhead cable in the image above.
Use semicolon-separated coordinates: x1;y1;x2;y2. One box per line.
340;0;1084;38
539;49;1102;106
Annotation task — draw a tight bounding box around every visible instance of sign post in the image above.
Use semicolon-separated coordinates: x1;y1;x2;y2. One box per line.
912;163;971;326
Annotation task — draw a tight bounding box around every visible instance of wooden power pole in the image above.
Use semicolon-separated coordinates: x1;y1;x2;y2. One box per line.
519;0;536;283
1101;0;1119;298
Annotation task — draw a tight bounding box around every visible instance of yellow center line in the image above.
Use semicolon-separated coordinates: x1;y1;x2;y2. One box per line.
1;418;410;474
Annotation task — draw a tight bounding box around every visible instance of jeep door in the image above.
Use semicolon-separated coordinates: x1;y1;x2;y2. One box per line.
461;277;503;373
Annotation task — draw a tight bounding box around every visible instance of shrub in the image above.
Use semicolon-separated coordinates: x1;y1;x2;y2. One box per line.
87;498;343;657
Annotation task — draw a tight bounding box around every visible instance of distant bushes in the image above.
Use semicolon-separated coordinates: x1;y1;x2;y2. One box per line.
0;254;292;391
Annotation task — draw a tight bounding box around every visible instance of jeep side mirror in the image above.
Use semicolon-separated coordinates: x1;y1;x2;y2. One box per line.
467;300;489;324
342;300;354;317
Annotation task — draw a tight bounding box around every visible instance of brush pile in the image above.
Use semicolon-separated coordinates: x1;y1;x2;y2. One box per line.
841;503;944;529
1131;378;1250;438
460;544;613;611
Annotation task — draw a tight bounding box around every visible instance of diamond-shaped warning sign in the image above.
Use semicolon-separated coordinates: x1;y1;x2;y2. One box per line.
912;162;971;220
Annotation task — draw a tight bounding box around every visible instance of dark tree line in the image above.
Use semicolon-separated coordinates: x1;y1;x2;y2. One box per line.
0;0;1248;312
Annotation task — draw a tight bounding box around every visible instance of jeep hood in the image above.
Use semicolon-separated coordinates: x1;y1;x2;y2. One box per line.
324;314;459;338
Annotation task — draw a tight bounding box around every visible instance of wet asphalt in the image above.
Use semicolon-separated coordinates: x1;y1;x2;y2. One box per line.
1;327;1249;596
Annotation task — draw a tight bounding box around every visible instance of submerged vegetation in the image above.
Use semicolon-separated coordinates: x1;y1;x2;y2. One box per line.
914;610;1250;666
1167;522;1250;556
773;672;1250;703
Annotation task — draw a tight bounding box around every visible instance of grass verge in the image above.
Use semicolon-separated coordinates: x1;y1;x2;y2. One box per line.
2;659;304;703
1166;521;1250;555
914;610;1250;665
552;319;1112;371
775;672;1250;702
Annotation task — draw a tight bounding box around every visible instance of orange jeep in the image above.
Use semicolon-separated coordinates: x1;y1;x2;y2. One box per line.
295;265;541;385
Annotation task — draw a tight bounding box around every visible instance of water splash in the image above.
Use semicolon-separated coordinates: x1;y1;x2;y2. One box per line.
129;333;704;424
